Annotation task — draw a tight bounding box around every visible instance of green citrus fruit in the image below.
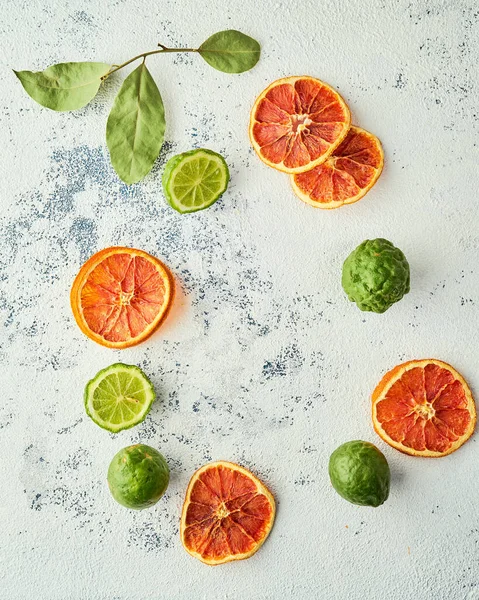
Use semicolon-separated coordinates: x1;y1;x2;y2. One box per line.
329;440;390;507
107;444;169;510
84;363;155;433
342;238;410;313
162;148;229;213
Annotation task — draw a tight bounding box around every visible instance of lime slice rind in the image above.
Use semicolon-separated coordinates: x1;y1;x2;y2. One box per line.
84;363;155;433
162;149;230;214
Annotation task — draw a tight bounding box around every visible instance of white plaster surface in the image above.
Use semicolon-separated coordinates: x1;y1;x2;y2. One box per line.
1;1;478;598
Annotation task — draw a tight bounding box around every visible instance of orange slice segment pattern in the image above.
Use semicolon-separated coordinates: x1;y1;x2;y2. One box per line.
291;126;384;209
180;461;275;565
71;247;174;349
249;76;351;174
372;359;476;457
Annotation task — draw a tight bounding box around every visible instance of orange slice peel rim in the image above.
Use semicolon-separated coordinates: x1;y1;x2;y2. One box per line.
70;246;174;349
291;125;384;209
372;359;476;457
180;461;276;565
249;75;351;174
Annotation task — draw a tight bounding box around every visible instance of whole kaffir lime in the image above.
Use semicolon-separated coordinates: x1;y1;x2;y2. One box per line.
107;444;169;510
329;440;390;507
342;238;410;313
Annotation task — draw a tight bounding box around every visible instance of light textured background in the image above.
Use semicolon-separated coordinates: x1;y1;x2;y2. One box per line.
1;1;478;599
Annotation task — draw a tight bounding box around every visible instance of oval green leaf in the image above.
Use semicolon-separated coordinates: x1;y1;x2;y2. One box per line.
198;30;260;73
106;63;166;185
14;62;111;111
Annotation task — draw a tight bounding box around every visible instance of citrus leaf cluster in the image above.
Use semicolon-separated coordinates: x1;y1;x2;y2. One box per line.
14;30;260;184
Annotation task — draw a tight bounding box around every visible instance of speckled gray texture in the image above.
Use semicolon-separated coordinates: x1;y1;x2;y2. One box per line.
1;1;478;599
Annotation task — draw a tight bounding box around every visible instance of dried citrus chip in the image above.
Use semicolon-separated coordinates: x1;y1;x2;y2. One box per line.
71;247;174;349
291;126;383;208
249;76;350;174
372;359;476;457
180;461;275;565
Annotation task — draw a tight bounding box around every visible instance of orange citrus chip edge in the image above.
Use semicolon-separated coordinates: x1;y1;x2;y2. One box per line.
70;246;174;349
291;125;384;209
180;461;276;565
372;359;476;457
249;75;351;174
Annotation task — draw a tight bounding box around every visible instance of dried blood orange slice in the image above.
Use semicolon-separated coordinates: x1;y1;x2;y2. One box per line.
249;76;351;174
70;247;174;349
291;126;384;209
372;359;476;457
180;461;275;565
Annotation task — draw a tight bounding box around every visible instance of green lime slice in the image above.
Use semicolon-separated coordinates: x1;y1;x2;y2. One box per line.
162;148;230;213
84;363;155;433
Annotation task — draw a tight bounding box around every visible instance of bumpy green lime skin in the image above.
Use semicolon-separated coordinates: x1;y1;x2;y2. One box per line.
342;238;410;313
329;440;390;507
107;444;169;510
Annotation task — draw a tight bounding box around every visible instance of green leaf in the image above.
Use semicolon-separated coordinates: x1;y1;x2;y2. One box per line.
14;62;111;111
198;30;260;73
106;63;165;185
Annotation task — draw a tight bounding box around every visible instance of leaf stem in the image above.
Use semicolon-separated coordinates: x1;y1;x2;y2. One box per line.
102;45;198;79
